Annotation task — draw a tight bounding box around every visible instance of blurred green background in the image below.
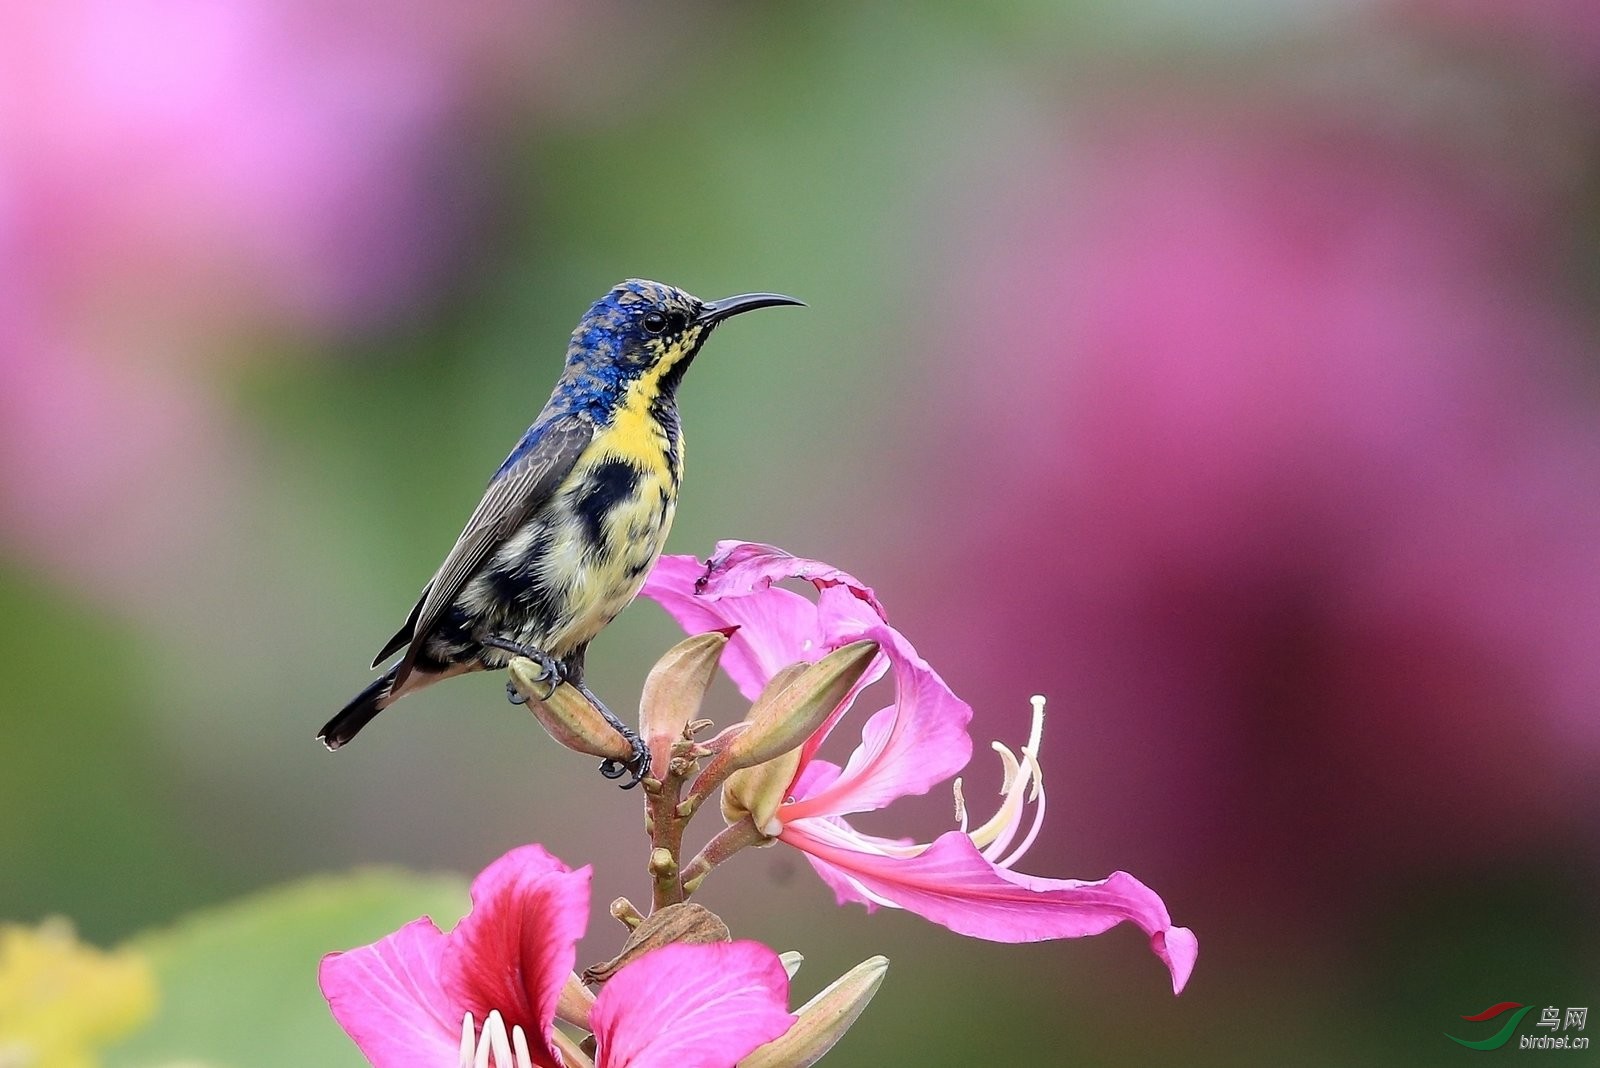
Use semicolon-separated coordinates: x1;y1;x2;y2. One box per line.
3;1;1597;1064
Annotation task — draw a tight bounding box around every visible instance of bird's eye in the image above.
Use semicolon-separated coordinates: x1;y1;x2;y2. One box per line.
642;312;668;335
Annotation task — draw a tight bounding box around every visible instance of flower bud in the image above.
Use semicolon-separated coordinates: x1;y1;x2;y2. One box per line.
508;659;632;763
702;662;806;760
721;746;803;836
580;903;730;985
639;631;731;773
684;642;877;814
726;640;879;772
740;955;889;1068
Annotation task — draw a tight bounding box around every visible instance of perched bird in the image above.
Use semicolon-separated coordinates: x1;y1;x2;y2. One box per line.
319;279;802;784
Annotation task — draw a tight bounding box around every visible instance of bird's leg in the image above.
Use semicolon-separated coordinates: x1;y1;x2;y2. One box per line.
571;680;651;789
482;635;650;789
564;644;650;789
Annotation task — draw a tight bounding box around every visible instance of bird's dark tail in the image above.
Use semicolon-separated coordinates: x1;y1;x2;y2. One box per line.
320;669;398;751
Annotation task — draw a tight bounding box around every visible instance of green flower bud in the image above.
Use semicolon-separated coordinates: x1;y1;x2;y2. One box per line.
639;631;730;772
684;641;878;815
726;640;879;772
740;956;889;1068
507;659;632;763
721;746;803;836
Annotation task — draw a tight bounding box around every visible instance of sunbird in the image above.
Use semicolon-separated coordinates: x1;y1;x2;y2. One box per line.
320;279;803;784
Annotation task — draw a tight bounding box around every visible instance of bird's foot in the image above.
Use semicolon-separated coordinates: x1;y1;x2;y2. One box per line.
484;637;649;788
575;681;651;790
483;636;560;703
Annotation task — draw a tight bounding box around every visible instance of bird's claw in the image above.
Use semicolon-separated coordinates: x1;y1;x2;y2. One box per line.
576;679;650;789
486;636;561;703
598;732;651;789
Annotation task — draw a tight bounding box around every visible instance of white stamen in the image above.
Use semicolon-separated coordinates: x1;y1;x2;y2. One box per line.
953;777;968;832
961;695;1051;866
978;745;1030;861
842;871;905;910
460;1011;535;1068
474;1020;492;1068
486;1011;513;1068
1025;695;1047;800
996;768;1048;870
966;742;1025;857
995;743;1022;795
803;813;923;858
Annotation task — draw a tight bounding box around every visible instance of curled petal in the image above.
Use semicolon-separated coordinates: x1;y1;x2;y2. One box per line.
320;918;460;1066
441;845;590;1067
812;582;888;646
697;541;886;620
783;620;972;820
781;824;1197;994
589;941;795;1068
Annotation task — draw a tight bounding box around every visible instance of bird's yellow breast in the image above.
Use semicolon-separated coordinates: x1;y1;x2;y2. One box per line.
528;384;682;653
600;351;687;481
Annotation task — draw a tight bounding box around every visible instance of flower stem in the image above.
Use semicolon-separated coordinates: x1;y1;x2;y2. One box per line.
681;818;770;897
643;724;714;910
551;1026;596;1068
645;775;687;909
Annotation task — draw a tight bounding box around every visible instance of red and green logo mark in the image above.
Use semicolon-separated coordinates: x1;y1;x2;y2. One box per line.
1447;1002;1536;1050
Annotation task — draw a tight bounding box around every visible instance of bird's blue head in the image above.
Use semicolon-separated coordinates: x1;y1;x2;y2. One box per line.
563;279;802;403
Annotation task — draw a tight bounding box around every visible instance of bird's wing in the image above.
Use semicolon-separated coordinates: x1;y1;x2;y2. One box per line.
384;413;595;685
371;587;428;668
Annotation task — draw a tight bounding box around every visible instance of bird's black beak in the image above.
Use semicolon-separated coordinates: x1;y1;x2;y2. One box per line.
695;292;805;327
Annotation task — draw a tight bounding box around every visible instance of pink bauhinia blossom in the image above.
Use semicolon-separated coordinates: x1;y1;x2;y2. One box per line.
319;844;794;1067
641;542;1198;995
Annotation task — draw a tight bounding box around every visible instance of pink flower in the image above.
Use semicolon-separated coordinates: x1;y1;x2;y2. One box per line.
642;543;1198;995
319;844;794;1067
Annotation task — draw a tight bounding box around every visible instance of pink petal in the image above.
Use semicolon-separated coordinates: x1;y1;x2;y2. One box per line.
642;554;825;700
590;941;796;1068
441;844;590;1065
791;757;843;799
784;618;973;819
697;541;887;619
782;824;1198;994
320;917;460;1066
